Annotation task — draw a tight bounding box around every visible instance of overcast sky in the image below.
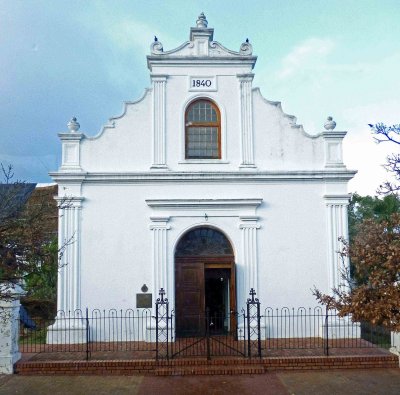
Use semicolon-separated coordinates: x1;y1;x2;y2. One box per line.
1;0;399;195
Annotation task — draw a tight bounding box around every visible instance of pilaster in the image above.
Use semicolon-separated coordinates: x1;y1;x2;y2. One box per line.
56;196;84;313
239;216;260;297
237;73;256;168
149;216;171;298
151;75;168;169
324;195;351;291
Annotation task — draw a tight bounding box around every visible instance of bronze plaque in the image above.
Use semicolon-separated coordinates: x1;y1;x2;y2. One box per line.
136;293;152;308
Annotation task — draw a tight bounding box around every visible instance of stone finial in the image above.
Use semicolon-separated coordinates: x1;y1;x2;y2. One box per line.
151;37;163;54
196;12;208;28
324;116;336;131
67;117;80;132
240;39;253;55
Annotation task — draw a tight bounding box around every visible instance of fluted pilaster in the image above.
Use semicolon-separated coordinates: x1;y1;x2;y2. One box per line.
149;216;170;298
239;216;260;295
325;195;350;290
237;73;255;168
151;75;167;169
56;197;84;313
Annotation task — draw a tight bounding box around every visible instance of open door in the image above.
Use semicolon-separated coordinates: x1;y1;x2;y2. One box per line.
175;227;235;338
175;261;204;336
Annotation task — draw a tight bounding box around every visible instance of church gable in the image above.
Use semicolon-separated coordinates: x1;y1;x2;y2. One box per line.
55;13;348;174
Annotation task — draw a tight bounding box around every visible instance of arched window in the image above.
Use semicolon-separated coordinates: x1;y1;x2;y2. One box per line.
185;99;221;159
175;227;233;257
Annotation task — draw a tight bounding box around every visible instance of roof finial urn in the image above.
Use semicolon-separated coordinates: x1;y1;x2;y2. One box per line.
67;117;80;132
324;116;336;131
196;12;208;28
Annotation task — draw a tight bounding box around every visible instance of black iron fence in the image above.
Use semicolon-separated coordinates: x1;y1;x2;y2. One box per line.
263;306;391;356
19;289;392;361
19;308;155;360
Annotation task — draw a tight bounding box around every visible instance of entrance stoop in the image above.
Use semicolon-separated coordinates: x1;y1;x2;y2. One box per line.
15;355;398;376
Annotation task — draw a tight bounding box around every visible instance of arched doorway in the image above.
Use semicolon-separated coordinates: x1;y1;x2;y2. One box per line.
174;227;236;337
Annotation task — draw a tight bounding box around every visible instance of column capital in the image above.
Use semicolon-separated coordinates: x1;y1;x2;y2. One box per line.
324;194;351;205
149;216;171;230
55;196;84;208
237;73;254;81
239;215;260;229
150;74;168;82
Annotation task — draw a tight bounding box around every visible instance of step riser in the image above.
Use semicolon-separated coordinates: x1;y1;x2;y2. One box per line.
15;356;399;376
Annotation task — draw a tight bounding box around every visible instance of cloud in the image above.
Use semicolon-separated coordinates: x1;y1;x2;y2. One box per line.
341;99;400;195
342;99;400;128
99;14;177;59
277;38;335;80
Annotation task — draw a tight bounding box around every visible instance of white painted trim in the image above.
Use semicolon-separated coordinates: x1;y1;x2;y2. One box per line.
324;196;350;291
149;216;171;299
146;198;262;211
178;160;230;164
239;216;260;296
57;200;83;313
237;73;255;167
151;75;167;168
50;170;357;184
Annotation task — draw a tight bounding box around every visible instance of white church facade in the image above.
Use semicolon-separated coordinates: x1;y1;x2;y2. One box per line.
49;14;356;339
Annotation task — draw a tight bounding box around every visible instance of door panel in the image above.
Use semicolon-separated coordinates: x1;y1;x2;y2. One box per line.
175;261;204;336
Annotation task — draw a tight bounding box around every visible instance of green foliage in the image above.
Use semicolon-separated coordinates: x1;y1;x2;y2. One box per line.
23;237;58;301
348;193;400;242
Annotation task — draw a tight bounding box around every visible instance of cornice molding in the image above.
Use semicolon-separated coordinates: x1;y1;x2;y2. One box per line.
50;170;357;184
146;198;263;210
147;57;257;71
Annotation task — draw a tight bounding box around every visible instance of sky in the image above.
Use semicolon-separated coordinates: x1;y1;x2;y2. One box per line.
1;0;399;195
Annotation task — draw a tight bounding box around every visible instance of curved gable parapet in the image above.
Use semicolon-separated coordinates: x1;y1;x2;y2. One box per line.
149;39;253;58
85;88;152;140
209;41;253;57
252;87;320;140
150;40;194;56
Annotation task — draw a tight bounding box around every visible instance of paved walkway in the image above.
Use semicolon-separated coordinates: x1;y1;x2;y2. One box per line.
1;369;400;395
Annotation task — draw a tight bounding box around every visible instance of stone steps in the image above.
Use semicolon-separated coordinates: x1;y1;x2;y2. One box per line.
155;364;266;376
15;354;399;376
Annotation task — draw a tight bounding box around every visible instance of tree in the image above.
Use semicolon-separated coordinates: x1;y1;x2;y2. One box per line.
348;193;400;243
0;164;71;313
314;124;400;330
314;213;400;330
368;123;400;195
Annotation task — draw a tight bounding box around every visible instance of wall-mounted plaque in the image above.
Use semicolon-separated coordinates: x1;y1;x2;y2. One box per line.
136;293;152;308
189;76;217;91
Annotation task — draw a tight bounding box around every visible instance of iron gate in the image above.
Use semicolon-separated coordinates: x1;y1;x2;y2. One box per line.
155;288;262;360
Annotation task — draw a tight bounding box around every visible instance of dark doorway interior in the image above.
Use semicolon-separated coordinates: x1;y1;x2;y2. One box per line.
205;268;230;334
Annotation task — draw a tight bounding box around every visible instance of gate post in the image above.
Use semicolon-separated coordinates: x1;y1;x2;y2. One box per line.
0;283;26;374
246;288;262;358
155;288;169;360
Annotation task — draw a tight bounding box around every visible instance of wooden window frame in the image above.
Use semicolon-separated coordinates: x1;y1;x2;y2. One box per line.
185;99;221;159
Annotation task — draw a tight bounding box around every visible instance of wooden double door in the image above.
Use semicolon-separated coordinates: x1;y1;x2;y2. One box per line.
175;256;236;337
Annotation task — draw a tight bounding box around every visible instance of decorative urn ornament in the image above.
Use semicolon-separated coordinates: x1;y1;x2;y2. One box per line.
196;12;208;28
67;117;80;132
324;116;336;131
